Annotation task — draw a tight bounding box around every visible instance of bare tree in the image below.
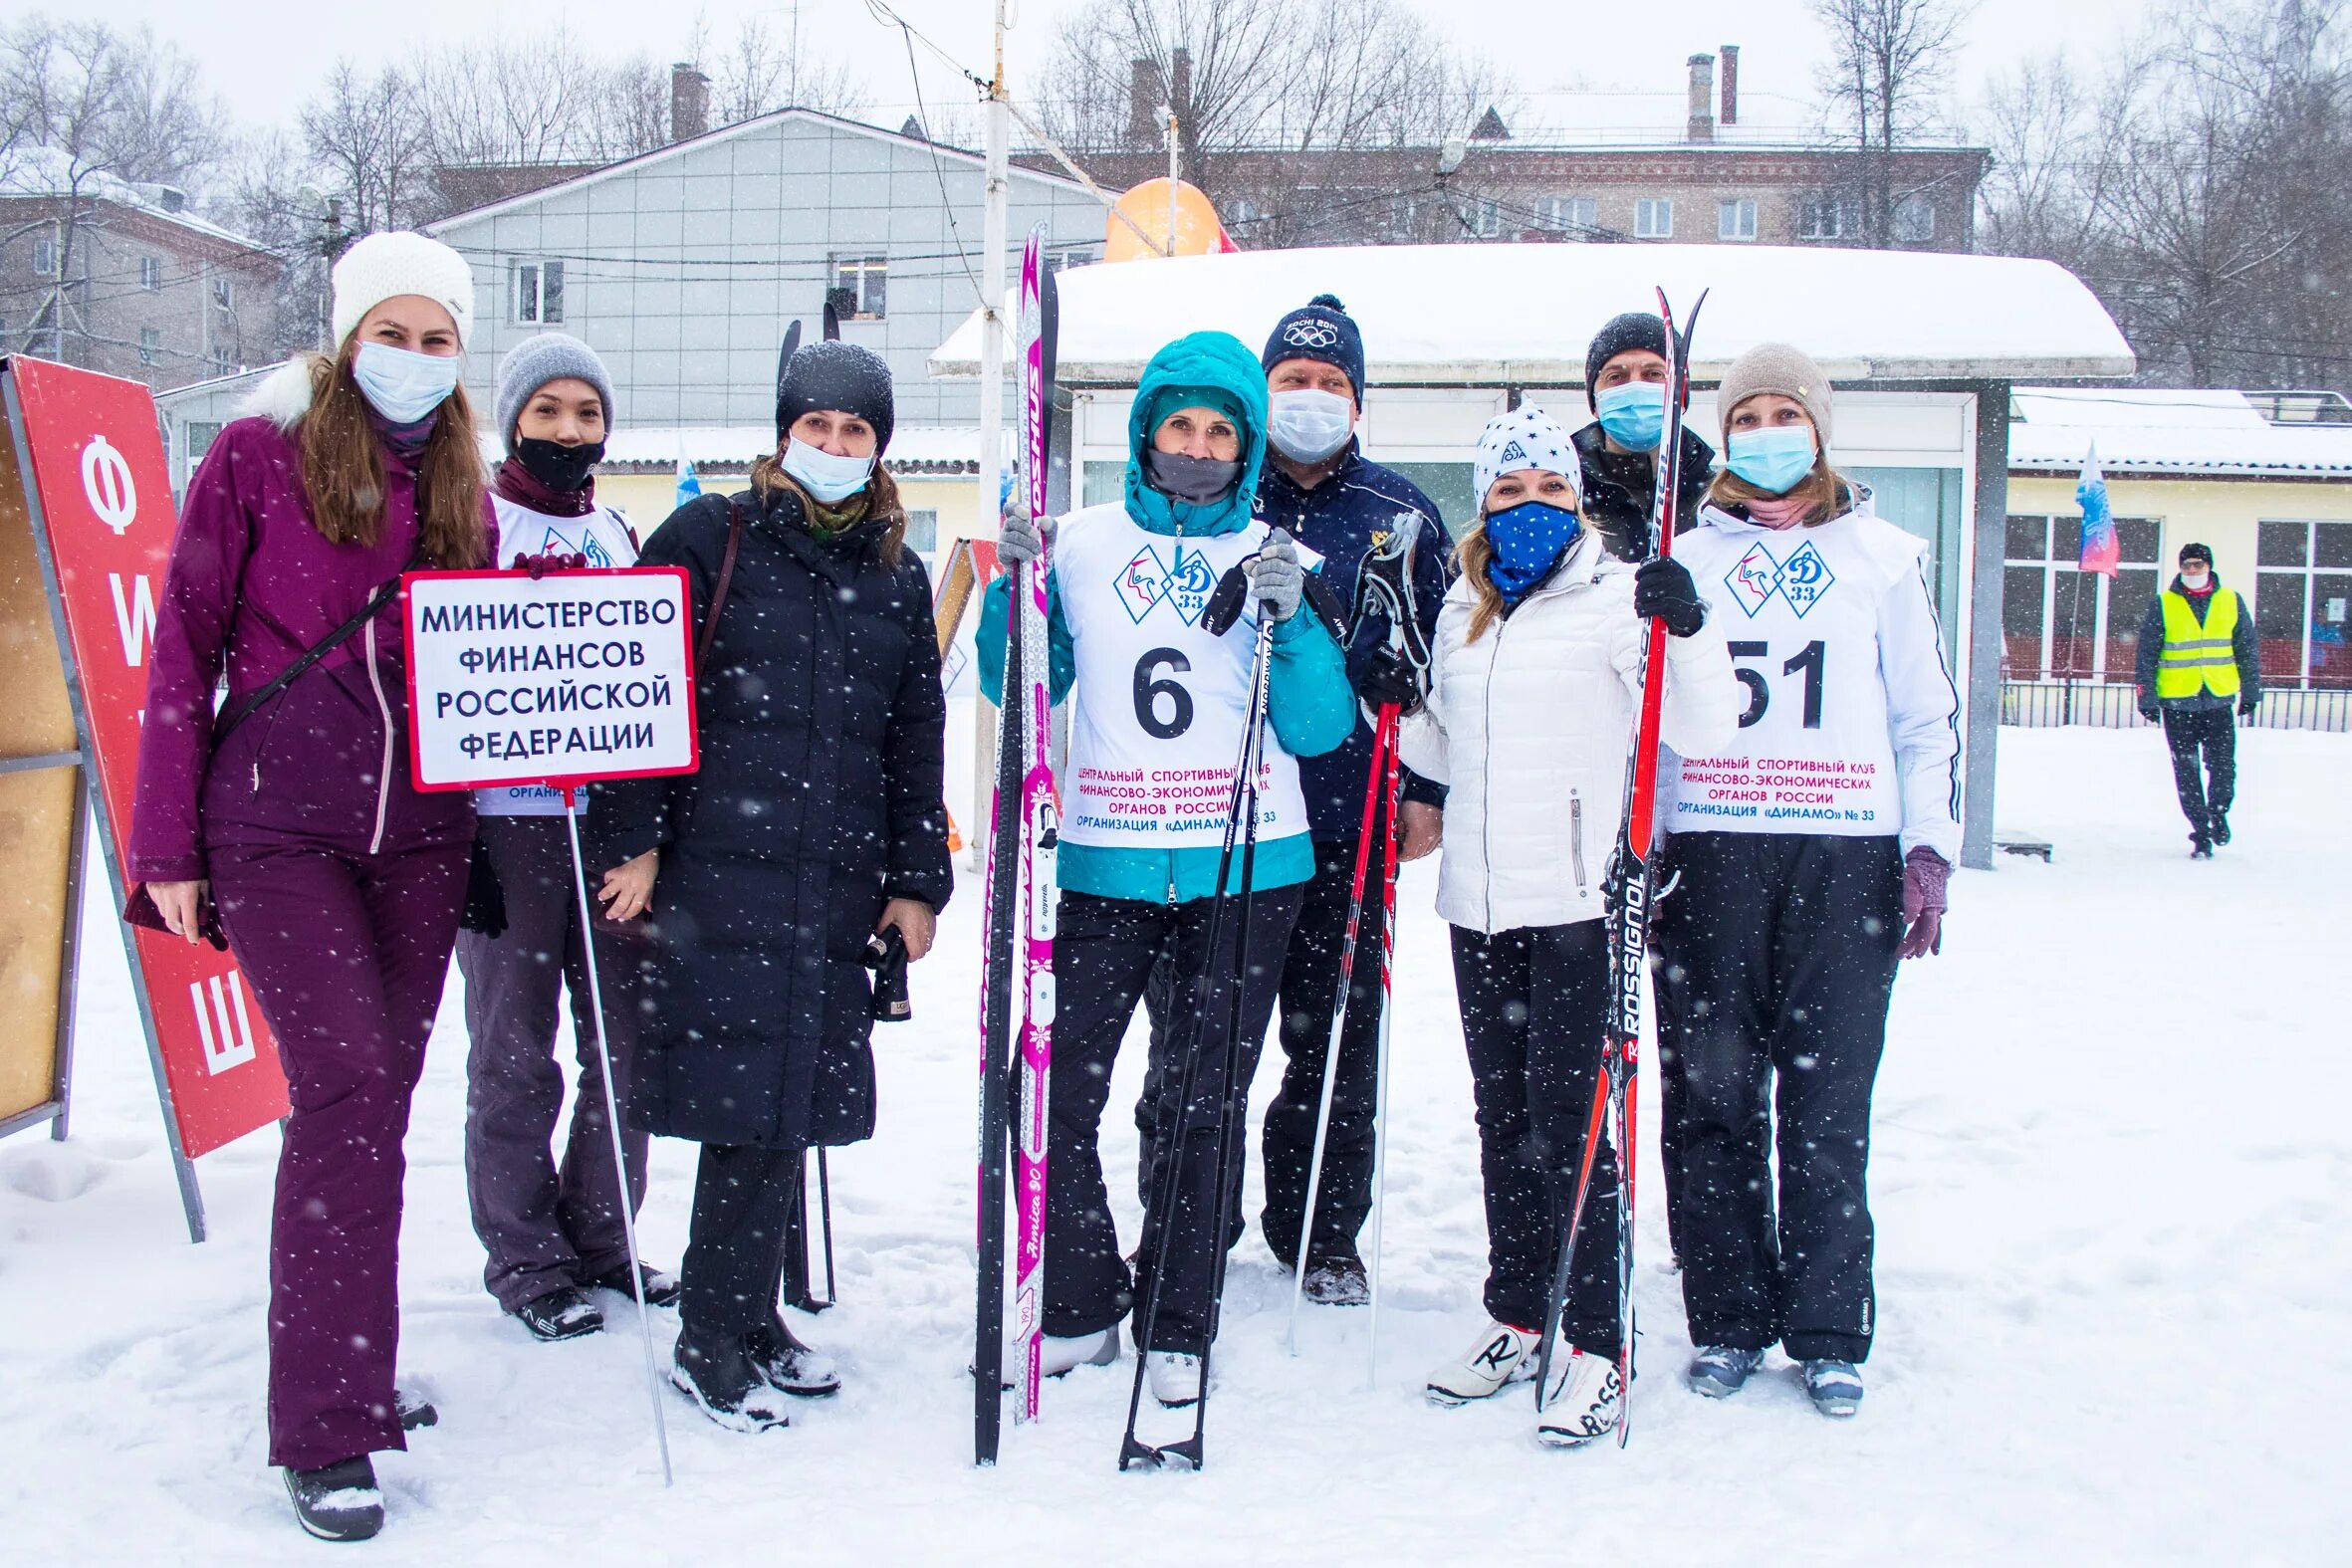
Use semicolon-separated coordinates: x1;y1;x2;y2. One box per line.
1036;0;1511;244
705;14;865;124
1810;0;1977;247
300;61;438;236
0;18;229;364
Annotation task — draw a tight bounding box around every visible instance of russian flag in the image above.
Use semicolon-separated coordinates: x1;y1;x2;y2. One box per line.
2076;441;2118;578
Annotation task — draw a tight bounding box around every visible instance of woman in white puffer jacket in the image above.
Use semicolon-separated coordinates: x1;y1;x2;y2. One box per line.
1400;406;1738;1447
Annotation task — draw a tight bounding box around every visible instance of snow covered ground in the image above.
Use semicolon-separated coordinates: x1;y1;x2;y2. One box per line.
3;725;2347;1564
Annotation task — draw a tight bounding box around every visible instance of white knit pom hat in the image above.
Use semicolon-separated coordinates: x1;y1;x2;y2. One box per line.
1473;405;1583;509
330;231;477;349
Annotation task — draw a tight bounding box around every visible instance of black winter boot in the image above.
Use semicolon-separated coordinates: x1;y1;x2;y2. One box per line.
671;1326;791;1432
283;1456;383;1542
747;1316;841;1397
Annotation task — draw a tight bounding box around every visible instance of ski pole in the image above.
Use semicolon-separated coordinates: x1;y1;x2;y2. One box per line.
1286;702;1395;1354
1361;708;1405;1389
562;789;673;1487
1119;602;1277;1473
817;1147;837;1306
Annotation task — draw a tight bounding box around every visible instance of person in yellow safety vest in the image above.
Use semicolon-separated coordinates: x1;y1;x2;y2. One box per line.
2135;542;2262;858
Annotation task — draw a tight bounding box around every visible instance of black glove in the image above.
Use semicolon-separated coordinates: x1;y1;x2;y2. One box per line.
1354;643;1425;715
2137;694;2161;722
1633;557;1707;638
2238;693;2259;718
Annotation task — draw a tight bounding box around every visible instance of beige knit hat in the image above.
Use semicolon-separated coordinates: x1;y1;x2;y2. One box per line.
1716;342;1833;449
330;231;477;349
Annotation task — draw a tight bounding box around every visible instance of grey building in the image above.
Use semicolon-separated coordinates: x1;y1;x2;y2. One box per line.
425;109;1110;429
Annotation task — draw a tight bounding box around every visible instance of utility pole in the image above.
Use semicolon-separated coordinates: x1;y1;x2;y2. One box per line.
973;0;1013;861
1165;106;1179;257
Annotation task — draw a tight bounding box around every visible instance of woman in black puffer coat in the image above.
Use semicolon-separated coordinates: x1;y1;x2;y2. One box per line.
599;340;950;1430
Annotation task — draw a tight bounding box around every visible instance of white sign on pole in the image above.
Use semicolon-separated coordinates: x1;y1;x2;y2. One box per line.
403;567;700;792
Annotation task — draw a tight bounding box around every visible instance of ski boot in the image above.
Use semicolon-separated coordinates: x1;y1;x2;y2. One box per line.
1802;1359;1864;1418
1425;1320;1537;1406
1686;1344;1764;1399
1534;1346;1624;1449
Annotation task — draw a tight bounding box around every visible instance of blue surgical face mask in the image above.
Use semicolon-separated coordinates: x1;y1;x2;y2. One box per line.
1482;500;1582;602
1594;381;1666;452
1725;426;1819;495
1267;387;1355;465
782;437;876;504
351;340;461;424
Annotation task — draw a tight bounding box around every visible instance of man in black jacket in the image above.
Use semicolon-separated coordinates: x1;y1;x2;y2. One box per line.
1573;310;1716;560
2136;541;2262;856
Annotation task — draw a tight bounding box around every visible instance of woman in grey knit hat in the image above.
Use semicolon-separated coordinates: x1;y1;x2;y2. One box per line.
1649;341;1962;1422
456;332;682;1344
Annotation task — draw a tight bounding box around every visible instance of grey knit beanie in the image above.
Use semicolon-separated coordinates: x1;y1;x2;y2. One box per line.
1715;342;1833;449
497;333;616;452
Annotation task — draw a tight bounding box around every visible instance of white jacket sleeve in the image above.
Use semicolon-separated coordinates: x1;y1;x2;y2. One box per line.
1397;680;1450;786
1878;553;1965;864
1604;579;1742;759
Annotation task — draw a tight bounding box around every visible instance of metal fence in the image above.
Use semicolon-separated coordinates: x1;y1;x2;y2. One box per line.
2001;680;2352;733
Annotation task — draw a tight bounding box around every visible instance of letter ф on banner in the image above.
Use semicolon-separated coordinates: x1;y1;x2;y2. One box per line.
0;355;290;1243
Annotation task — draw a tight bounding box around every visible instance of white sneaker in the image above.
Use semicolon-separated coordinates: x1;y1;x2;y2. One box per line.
1425;1320;1538;1406
1534;1346;1624;1449
1146;1350;1203;1408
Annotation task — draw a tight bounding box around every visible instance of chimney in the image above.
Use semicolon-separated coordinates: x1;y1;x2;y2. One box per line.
1170;47;1193;114
670;63;711;142
1128;58;1159;143
1687;53;1716;143
1721;45;1740;126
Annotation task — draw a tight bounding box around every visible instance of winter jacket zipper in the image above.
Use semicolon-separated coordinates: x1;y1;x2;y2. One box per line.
363;616;394;854
1480;613;1504;934
1569;789;1587;896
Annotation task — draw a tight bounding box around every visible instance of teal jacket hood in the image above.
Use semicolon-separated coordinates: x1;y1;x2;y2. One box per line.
1123;331;1269;539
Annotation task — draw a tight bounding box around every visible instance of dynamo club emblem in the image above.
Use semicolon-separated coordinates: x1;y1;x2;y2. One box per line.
1115;544;1219;626
1724;539;1835;618
543;524;613;568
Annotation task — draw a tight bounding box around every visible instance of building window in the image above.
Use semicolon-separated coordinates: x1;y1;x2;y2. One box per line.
1718;198;1758;241
1472;198;1504;238
1047;246;1094;276
32;236;58;276
1798;199;1847;241
1893;194;1937;242
512;260;564;325
904;508;939;555
2256;520;2352;689
1634;198;1674;239
137;328;161;364
139;255;163;291
829;255;886;321
2001;514;2162;682
211;278;234;311
1533;196;1597;234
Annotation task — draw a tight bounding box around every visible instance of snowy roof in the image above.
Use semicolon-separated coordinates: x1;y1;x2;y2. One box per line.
1451;88;1972;152
0;147;271;253
596;425;1002;476
2008;387;2352;479
930;244;2134;385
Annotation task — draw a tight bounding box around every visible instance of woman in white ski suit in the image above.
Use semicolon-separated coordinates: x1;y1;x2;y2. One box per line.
1400;406;1738;1446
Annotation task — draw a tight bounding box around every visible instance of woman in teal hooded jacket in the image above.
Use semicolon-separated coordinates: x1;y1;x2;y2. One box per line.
980;330;1353;1405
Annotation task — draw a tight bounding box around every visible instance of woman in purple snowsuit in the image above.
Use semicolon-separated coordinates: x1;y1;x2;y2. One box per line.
128;232;493;1543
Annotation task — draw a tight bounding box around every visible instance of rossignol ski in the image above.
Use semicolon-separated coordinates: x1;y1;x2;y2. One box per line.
975;225;1059;1463
1287;512;1431;1373
1531;287;1706;1447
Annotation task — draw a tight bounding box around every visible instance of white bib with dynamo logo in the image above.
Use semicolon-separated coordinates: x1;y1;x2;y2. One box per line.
1051;501;1314;852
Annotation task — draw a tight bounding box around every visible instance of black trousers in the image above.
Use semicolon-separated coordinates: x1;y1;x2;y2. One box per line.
1047;885;1301;1353
2161;705;2236;838
1450;921;1622;1361
679;1141;803;1339
1135;832;1391;1261
1650;832;1901;1364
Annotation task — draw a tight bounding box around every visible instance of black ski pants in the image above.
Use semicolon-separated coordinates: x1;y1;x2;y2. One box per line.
2161;704;2236;839
679;1141;803;1339
1450;921;1622;1362
1650;831;1901;1365
1134;829;1390;1263
1046;885;1301;1353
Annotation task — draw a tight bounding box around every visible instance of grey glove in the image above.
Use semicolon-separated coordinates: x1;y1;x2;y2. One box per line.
998;502;1053;568
1249;531;1304;622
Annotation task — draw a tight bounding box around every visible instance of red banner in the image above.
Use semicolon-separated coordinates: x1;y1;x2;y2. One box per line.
5;356;288;1158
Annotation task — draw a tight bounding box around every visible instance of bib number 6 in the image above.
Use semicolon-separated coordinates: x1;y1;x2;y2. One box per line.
1133;647;1194;740
1728;639;1826;730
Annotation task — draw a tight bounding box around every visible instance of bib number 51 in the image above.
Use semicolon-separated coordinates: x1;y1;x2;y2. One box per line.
1133;647;1193;740
1729;639;1826;729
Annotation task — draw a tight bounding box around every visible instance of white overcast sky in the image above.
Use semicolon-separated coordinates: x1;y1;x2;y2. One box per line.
85;0;2157;143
